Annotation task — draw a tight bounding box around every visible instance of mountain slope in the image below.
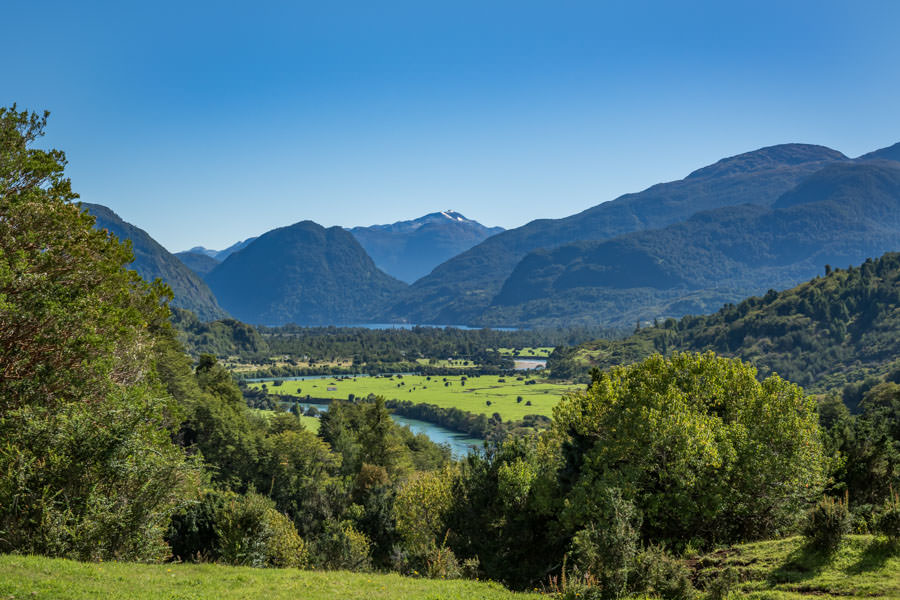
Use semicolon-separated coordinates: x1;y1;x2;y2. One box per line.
187;237;258;261
552;251;900;397
858;141;900;163
349;211;503;283
486;162;900;327
175;251;220;276
386;144;847;324
83;203;229;321
204;221;407;326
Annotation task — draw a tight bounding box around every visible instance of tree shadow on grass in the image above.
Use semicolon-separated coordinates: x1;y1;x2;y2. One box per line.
844;538;897;576
766;543;832;586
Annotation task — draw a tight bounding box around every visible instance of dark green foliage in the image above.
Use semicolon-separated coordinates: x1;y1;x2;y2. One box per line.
571;490;641;599
205;220;407;326
0;106;201;561
629;547;696;600
555;353;826;549
171;307;270;358
876;491;900;544
388;144;845;326
83;203;228;321
562;252;900;397
804;495;851;553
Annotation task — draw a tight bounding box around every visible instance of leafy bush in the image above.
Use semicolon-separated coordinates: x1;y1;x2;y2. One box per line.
318;521;372;571
876;491;900;544
571;489;641;599
216;492;309;568
555;352;826;548
804;495;851;553
630;546;696;600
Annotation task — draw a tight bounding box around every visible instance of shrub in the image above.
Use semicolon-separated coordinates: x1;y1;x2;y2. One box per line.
631;546;696;600
571;489;640;599
216;492;309;568
876;490;900;544
804;495;851;553
319;520;372;571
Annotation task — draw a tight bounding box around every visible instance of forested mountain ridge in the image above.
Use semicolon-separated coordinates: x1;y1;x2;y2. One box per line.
204;220;407;326
550;251;900;400
384;143;847;324
83;203;229;321
485;161;900;327
348;211;503;283
175;250;220;276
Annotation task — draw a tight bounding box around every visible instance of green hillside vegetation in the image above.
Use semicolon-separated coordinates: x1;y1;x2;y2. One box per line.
387;144;846;325
4;107;898;600
83;203;229;321
0;555;539;600
551;252;900;398
249;374;578;420
204;220;407;326
486;161;900;327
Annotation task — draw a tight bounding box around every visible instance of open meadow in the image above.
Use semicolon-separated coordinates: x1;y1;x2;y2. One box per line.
250;374;580;420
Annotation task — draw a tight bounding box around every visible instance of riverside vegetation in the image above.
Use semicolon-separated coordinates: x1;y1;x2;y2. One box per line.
2;106;900;599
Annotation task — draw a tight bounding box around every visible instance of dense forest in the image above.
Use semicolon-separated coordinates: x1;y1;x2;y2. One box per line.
550;253;900;405
2;107;898;599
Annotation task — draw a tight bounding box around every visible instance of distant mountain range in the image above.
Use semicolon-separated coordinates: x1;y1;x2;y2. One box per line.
384;144;848;325
481;160;900;327
100;139;900;328
203;221;406;326
83;204;229;321
347;211;503;283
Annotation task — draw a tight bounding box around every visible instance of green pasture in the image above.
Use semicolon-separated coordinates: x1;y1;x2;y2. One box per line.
0;554;541;600
251;374;580;420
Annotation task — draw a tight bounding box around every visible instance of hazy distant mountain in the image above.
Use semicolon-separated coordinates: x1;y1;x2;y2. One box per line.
186;237;258;261
83;204;229;321
384;144;848;325
858;142;900;163
349;211;504;283
205;221;407;326
482;161;900;327
175;251;220;276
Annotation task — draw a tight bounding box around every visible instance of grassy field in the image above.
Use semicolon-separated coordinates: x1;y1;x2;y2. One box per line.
250;409;320;433
0;555;541;600
694;535;900;599
251;374;580;420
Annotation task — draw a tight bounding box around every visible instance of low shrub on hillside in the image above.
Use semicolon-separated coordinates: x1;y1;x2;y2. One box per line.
877;491;900;545
804;495;851;553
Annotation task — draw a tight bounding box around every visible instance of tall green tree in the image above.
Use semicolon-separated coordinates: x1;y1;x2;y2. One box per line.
0;106;200;560
554;352;826;547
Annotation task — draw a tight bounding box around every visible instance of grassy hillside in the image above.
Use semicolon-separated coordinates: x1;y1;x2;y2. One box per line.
693;535;900;599
0;555;540;600
3;535;897;599
553;252;900;397
250;374;579;420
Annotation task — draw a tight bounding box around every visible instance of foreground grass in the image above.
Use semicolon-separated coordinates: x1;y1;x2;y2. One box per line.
0;555;542;600
252;374;579;420
694;535;900;599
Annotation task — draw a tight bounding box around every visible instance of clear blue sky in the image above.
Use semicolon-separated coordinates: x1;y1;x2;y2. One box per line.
6;0;900;252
